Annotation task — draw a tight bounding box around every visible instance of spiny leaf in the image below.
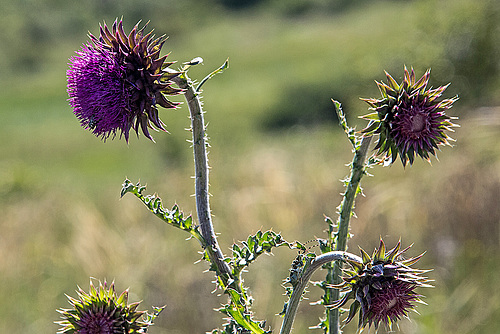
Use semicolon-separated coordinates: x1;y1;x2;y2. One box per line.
219;289;268;334
120;179;203;244
230;230;294;273
332;99;358;148
195;58;229;93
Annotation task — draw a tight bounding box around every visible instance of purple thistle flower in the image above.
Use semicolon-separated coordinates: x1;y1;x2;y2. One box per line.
67;19;183;142
56;279;164;334
362;280;420;328
361;67;459;166
331;239;432;330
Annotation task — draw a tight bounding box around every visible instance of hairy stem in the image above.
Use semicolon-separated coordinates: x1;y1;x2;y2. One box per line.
280;252;363;334
171;71;232;280
328;135;372;334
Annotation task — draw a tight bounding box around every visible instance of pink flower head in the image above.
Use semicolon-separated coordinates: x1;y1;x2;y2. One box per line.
67;19;182;142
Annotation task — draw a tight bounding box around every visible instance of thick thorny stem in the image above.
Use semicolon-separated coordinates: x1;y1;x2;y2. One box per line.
328;135;372;334
171;70;232;281
280;252;363;334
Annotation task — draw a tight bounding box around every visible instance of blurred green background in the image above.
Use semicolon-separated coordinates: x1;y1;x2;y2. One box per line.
1;0;499;333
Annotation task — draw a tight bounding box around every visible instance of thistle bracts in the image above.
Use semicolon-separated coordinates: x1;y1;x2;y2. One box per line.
67;19;183;141
56;279;163;334
361;67;458;166
331;239;432;330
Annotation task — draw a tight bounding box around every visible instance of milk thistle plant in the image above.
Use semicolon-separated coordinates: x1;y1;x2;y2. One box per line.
60;18;458;334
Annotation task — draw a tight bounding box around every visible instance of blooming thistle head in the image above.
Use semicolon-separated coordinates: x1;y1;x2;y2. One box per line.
331;239;432;330
361;67;458;166
56;279;164;334
67;19;183;142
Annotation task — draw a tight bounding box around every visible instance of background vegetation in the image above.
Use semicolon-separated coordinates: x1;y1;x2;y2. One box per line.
0;0;499;333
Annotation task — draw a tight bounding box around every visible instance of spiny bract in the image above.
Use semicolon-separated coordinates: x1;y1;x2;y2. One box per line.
331;239;432;330
56;279;163;334
361;67;458;166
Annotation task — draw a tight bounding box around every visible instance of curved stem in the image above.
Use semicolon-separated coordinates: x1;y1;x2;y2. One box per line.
328;135;372;334
280;251;362;334
171;70;232;279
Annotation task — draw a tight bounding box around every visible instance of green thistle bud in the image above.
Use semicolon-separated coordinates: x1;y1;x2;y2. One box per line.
331;239;432;330
56;279;163;334
361;67;458;166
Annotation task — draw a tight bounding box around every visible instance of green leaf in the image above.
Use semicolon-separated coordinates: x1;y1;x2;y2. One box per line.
229;230;294;273
196;58;229;93
332;99;358;148
120;179;204;245
222;289;267;334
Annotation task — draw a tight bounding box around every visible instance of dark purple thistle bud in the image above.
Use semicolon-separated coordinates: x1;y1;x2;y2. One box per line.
56;279;163;334
361;67;459;166
67;19;183;142
331;239;432;330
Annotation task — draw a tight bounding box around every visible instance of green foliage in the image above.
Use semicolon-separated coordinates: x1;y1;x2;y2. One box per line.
229;230;294;277
216;288;270;334
332;100;359;150
122;177;297;333
195;58;230;93
284;250;316;289
120;179;204;245
214;230;299;333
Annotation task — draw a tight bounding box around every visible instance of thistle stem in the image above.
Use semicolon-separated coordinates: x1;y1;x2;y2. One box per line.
171;71;232;280
279;252;363;334
328;135;372;334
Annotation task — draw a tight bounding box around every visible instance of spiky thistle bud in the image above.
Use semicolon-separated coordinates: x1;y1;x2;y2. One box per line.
361;67;458;166
67;19;183;142
331;239;432;330
56;279;163;334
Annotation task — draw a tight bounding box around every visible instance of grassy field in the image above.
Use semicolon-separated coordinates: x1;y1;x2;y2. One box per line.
0;0;499;333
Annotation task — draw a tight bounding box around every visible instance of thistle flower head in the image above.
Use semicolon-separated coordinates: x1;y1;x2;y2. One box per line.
332;239;432;330
361;67;458;166
67;19;183;142
56;279;163;334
